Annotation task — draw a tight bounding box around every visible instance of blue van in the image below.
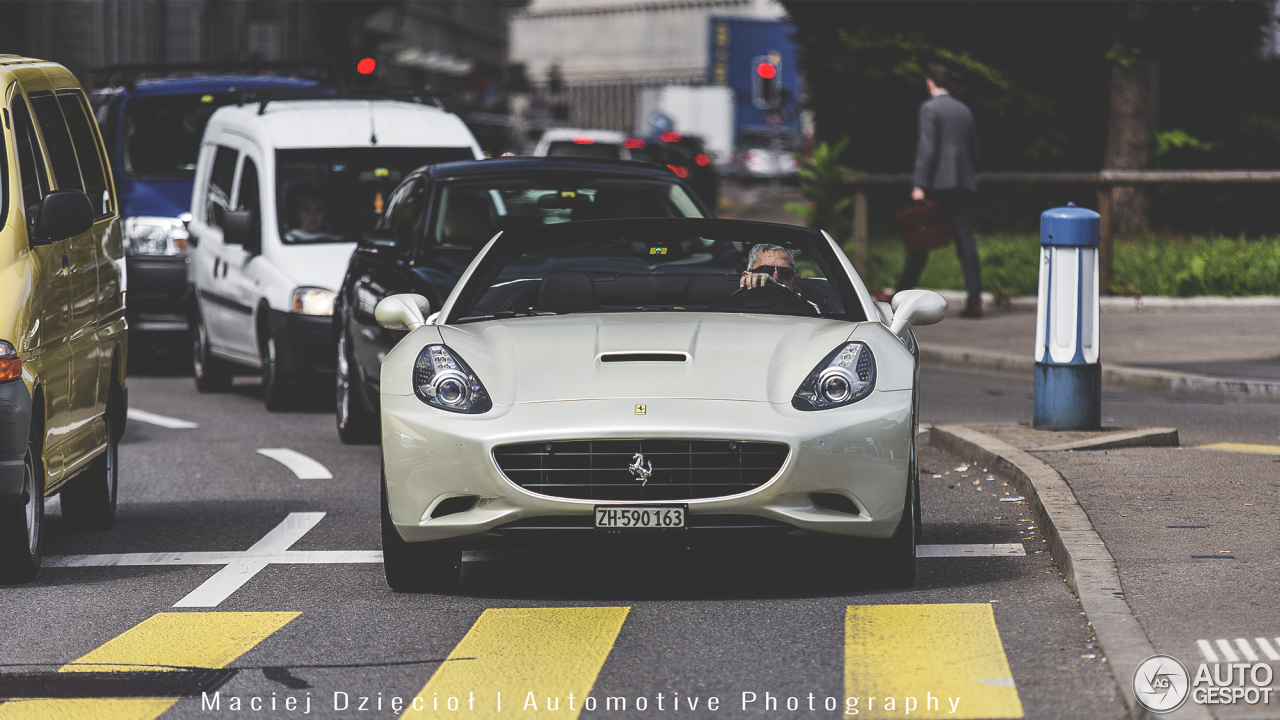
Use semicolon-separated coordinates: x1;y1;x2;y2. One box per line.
90;67;328;342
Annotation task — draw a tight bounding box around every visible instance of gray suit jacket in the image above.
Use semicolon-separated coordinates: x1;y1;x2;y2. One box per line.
912;93;978;192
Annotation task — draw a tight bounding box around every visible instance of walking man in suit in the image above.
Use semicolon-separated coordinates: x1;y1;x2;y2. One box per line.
896;65;984;318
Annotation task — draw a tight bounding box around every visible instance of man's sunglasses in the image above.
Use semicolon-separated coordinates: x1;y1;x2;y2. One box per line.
750;265;795;280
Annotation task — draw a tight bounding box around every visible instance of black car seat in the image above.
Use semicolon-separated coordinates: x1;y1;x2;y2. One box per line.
538;270;597;314
440;193;495;247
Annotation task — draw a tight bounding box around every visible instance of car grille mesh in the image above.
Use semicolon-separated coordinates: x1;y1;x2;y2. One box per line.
492;439;789;501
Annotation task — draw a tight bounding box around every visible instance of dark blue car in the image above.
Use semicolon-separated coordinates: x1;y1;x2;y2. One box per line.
91;70;323;342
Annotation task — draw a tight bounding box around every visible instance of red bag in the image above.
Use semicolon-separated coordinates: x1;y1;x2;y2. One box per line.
896;201;953;254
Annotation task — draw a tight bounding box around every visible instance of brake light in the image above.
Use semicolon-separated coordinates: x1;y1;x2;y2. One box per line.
0;341;20;383
572;135;596;144
695;153;710;167
667;164;689;178
623;138;646;149
659;131;682;143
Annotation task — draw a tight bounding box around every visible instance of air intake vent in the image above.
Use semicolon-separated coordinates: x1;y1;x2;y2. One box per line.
493;438;789;501
811;492;861;515
599;353;688;363
430;496;478;518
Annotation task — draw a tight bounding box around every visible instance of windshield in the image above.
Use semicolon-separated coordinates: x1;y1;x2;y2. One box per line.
546;141;623;159
426;175;704;251
277;147;474;244
448;221;862;323
122;93;241;178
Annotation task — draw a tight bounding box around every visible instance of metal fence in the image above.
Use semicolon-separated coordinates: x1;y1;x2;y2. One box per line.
842;170;1280;290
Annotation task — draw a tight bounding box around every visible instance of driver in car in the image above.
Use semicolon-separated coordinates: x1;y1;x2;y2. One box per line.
739;243;827;314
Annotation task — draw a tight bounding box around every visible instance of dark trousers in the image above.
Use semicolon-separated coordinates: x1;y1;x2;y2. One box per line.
895;190;982;306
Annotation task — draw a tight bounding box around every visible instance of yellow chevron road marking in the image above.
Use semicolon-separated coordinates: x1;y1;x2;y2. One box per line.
1198;442;1280;454
402;607;630;719
845;603;1023;719
0;611;298;720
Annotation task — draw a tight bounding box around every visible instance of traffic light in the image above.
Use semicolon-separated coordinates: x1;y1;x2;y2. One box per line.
752;55;781;109
357;57;377;75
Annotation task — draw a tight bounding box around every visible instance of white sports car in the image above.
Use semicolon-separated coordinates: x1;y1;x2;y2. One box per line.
373;218;947;592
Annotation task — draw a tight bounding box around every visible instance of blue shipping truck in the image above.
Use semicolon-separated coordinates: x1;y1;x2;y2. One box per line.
707;16;802;147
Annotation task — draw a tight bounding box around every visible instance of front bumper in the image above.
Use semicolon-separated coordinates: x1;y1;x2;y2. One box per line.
125;254;189;332
268;309;336;383
382;391;912;546
0;380;32;504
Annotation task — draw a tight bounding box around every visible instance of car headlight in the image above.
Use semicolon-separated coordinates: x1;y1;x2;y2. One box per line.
123;216;189;256
792;342;876;411
291;287;335;316
414;345;491;414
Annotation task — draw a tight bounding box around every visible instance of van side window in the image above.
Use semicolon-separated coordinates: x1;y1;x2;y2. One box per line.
58;91;112;217
205;146;238;226
27;93;84;194
384;177;426;249
10;99;49;224
237;157;260;217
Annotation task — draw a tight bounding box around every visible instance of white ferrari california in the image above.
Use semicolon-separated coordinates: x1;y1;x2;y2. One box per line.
372;218;947;592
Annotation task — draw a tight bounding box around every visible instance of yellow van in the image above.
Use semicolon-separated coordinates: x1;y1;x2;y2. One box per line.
0;56;127;582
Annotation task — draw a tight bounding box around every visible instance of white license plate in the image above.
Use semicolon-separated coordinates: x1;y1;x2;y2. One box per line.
594;505;686;529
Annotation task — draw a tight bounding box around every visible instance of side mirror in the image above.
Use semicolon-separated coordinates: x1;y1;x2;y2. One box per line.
222;209;260;254
33;190;94;245
887;289;948;337
360;228;402;253
375;294;432;331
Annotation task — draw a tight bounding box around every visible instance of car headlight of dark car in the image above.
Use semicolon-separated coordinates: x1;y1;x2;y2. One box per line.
792;342;876;411
414;345;492;414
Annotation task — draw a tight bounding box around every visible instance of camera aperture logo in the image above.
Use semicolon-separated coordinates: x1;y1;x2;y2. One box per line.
1135;655;1190;713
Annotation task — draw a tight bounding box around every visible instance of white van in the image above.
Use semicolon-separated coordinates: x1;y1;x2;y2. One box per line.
187;97;482;409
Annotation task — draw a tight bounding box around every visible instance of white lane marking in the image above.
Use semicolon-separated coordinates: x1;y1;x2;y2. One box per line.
1198;640;1220;663
1235;638;1260;662
174;511;327;607
917;543;1025;557
257;448;333;480
128;408;198;429
1215;638;1241;662
1257;638;1280;661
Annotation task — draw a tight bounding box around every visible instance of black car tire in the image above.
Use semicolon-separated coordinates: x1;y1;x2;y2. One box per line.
261;332;294;412
381;473;461;593
60;381;121;532
871;480;918;588
336;328;378;444
192;311;233;393
0;421;44;583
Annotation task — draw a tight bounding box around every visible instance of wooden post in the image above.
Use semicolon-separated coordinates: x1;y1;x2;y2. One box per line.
1095;186;1112;294
852;189;868;275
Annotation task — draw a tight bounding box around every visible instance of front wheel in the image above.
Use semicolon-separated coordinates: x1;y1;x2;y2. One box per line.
261;333;294;412
60;382;121;532
381;474;461;593
871;479;918;587
192;311;233;393
336;329;378;444
0;427;44;582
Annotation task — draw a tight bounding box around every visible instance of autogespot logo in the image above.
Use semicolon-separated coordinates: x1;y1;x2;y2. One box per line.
1135;655;1191;713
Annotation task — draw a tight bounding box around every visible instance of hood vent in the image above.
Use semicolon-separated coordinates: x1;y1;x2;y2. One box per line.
599;352;689;363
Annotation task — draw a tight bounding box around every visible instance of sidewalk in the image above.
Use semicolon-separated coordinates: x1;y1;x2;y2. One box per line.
913;294;1280;396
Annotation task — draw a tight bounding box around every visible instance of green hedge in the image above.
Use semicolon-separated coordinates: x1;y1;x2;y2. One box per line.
859;234;1280;299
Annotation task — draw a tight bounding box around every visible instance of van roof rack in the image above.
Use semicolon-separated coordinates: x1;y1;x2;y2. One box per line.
83;62;342;90
236;87;446;115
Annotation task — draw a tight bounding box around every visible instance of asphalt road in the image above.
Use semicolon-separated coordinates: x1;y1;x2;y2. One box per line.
0;359;1130;719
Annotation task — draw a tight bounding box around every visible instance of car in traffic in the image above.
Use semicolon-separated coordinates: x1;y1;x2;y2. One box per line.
626;131;720;207
186;94;482;410
734;130;799;180
370;218;947;592
533;128;631;160
89;65;326;347
1;56;127;582
335;156;714;443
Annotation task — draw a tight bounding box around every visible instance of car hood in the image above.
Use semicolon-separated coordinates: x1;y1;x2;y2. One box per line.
433;313;876;406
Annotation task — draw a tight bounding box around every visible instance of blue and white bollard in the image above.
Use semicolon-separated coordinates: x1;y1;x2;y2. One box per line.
1033;203;1101;430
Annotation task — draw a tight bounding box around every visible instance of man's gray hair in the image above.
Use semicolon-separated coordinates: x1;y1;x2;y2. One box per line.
747;244;794;270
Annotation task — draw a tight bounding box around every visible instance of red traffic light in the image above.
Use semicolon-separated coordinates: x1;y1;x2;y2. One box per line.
756;62;777;80
357;57;377;75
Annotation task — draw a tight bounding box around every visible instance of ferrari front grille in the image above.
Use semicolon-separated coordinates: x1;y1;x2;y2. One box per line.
492;439;789;501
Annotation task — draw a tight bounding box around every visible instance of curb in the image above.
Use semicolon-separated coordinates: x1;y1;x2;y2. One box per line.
928;425;1211;720
919;344;1280;399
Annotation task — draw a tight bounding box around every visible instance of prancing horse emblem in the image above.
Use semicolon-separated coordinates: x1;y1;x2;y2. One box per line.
628;453;653;485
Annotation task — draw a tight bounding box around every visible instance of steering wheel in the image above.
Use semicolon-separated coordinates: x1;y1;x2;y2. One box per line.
711;282;818;316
